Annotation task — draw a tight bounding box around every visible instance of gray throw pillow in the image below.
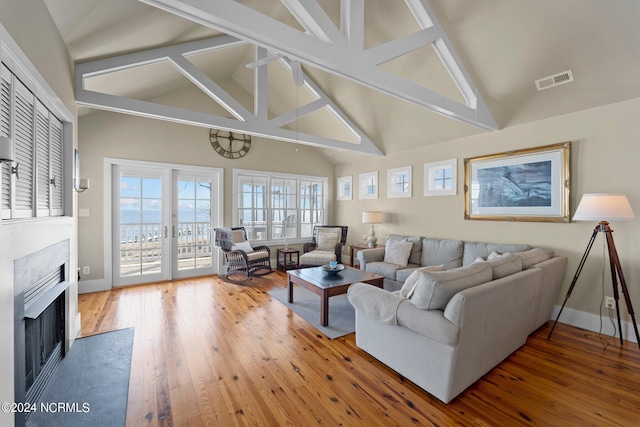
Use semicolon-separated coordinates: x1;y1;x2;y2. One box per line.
478;252;523;279
410;262;492;310
517;247;554;269
399;265;445;298
383;239;413;266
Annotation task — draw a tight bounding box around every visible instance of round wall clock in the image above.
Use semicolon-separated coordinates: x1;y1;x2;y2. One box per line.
209;129;251;159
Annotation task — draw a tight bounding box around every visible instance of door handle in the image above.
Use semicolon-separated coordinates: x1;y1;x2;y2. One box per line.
172;225;177;238
164;226;168;238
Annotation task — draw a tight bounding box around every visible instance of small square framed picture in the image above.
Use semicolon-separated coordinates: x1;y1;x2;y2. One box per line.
424;159;457;196
337;176;352;200
387;166;412;198
359;171;378;200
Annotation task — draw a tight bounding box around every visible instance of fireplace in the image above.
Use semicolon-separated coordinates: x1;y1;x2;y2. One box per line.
13;240;70;427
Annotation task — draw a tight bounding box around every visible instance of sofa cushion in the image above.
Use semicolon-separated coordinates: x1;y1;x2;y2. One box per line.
383;239;413;266
475;252;523;279
421;238;463;270
462;241;530;265
366;261;419;281
410;262;492;310
299;250;336;266
386;234;423;265
399;265;445;298
517;247;554;269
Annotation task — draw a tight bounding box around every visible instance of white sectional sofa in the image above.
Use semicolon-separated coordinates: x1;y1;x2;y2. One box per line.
347;235;567;403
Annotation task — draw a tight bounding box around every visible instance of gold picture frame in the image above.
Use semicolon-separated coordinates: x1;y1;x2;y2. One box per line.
464;142;570;222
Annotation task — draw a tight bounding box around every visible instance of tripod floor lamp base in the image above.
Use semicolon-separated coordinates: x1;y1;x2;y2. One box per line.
547;221;640;350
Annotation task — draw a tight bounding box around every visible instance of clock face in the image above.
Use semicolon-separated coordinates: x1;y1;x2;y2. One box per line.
209;129;251;159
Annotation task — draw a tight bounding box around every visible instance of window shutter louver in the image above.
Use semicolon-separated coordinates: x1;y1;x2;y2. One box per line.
50;117;64;214
13;80;35;217
35;101;50;215
1;66;11;218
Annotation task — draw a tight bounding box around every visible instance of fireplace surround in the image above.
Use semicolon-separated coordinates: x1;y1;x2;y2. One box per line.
13;240;70;427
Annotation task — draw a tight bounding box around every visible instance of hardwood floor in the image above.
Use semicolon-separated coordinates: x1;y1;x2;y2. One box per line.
78;271;640;426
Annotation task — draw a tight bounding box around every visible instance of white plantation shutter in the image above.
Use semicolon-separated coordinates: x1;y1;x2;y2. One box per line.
1;65;11;219
0;63;67;220
50;117;63;215
13;79;34;218
35;101;50;216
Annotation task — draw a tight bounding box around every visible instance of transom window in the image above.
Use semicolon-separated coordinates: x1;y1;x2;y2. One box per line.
234;169;327;242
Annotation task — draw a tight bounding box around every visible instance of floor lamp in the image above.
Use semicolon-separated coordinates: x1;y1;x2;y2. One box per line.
548;193;640;349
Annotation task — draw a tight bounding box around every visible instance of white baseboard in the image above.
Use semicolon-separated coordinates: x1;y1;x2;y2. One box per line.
551;305;638;344
78;278;111;294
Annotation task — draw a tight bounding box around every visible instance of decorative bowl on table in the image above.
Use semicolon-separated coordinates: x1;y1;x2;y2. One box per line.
321;264;345;275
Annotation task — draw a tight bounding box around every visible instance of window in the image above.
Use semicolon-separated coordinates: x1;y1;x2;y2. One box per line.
424;159;457;196
387;166;412;198
1;63;66;219
234;169;327;242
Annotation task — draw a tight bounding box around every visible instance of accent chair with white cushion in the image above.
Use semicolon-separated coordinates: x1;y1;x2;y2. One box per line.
214;227;272;279
299;225;348;267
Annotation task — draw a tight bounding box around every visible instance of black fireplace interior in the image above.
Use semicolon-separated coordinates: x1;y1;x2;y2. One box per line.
14;240;70;427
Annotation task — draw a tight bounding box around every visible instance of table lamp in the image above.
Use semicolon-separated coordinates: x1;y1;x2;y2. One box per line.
362;211;383;247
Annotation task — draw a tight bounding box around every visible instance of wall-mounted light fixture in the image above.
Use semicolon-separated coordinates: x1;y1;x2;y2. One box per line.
0;136;13;163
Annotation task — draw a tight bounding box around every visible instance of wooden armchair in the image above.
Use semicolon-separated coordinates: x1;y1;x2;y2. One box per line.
300;225;348;267
214;227;272;279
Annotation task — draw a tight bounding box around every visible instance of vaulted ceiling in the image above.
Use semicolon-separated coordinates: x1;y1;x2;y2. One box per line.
44;0;640;162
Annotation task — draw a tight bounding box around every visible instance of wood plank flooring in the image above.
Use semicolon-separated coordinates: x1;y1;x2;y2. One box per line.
78;271;640;426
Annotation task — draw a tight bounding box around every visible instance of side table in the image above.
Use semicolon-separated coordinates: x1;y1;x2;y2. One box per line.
350;244;378;268
277;248;299;272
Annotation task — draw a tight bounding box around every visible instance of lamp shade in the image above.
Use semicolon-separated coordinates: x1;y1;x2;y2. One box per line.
0;136;12;162
362;211;383;224
572;193;636;222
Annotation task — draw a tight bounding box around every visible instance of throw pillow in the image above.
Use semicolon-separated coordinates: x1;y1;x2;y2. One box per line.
409;262;492;310
487;251;502;261
487;252;522;279
383;239;413;266
517;247;554;269
232;240;254;253
399;265;445;298
316;230;340;251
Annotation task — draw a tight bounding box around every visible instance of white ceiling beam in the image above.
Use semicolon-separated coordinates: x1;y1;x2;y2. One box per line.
254;46;269;122
168;54;253;121
281;0;347;48
363;27;441;66
341;0;364;52
138;0;499;131
268;98;326;128
76;89;378;154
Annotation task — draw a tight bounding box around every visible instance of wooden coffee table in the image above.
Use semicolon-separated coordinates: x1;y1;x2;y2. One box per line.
287;266;384;326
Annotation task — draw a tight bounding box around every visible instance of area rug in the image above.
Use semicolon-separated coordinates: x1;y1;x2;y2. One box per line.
269;286;355;339
27;327;134;427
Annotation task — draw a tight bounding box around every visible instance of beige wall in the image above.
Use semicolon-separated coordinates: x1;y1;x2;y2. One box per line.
336;97;640;325
77;93;335;285
0;1;77;425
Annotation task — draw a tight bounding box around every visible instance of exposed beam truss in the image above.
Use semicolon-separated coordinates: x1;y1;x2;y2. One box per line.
76;36;382;155
139;0;499;132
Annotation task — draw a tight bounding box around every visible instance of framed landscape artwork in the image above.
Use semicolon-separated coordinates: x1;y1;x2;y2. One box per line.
464;142;570;222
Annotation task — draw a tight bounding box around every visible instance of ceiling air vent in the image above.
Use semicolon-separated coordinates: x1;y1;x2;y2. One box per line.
535;69;574;91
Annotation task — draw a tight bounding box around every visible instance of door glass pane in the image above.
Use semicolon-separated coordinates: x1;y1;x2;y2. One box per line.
119;172;163;277
177;176;213;271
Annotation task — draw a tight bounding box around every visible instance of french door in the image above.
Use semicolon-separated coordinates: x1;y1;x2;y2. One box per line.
112;163;220;287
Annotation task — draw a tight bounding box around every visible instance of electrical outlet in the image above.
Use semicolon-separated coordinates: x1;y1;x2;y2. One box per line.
605;296;615;310
83;266;90;275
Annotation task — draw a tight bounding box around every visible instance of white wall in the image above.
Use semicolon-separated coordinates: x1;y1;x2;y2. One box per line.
0;1;78;425
336;97;640;336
